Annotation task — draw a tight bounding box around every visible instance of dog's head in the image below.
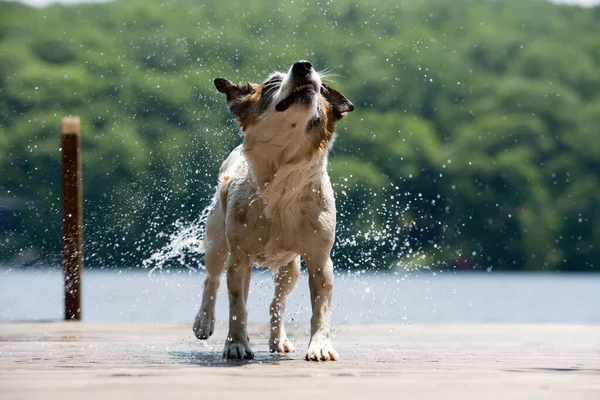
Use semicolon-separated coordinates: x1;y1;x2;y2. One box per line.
214;61;354;151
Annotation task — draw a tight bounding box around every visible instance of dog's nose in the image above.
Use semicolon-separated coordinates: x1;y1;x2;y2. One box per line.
292;61;313;75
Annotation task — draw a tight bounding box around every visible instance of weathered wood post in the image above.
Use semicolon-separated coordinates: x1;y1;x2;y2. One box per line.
62;116;83;321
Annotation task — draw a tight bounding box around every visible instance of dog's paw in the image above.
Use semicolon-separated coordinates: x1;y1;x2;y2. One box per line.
223;339;254;360
305;339;339;362
269;337;296;354
192;310;214;340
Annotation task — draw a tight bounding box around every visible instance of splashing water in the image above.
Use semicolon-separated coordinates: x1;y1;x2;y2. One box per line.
142;182;452;278
142;196;216;276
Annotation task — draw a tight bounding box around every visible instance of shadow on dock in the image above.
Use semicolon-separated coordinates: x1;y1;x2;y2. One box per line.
169;350;296;367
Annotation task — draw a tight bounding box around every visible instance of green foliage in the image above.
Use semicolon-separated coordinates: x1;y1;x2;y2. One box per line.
0;0;598;272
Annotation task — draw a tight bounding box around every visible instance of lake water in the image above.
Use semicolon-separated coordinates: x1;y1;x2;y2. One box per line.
1;268;599;324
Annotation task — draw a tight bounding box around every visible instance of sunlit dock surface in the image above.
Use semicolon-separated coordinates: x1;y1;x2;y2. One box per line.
1;322;598;399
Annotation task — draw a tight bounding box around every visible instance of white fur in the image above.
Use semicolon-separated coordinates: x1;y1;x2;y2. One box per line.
193;66;340;362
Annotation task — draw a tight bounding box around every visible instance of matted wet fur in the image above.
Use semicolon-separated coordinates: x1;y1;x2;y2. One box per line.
193;61;354;361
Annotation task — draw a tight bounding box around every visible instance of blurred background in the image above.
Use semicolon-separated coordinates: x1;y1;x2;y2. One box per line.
0;0;599;324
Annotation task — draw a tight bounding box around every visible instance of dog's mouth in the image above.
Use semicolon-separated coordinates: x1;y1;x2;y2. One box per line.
274;61;321;112
275;83;318;112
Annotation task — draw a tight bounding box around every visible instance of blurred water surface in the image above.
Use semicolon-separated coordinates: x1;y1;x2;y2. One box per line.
1;268;598;324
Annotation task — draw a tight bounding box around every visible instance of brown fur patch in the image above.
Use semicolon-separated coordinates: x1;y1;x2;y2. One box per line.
228;84;265;131
310;83;354;152
305;97;337;152
218;176;232;215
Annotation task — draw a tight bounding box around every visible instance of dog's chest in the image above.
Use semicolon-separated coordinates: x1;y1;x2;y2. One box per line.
261;191;335;265
237;193;326;268
227;139;335;268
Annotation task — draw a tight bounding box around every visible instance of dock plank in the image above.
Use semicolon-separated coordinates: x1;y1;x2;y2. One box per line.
1;322;599;399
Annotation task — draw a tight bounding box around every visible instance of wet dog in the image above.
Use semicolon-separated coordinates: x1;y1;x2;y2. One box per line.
193;61;354;361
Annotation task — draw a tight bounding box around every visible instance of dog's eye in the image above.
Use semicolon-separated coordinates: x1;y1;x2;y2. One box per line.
264;75;283;85
262;76;282;94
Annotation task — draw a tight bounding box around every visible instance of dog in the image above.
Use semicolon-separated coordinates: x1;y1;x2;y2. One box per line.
193;61;354;361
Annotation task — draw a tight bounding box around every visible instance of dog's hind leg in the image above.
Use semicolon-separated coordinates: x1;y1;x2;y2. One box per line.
269;256;300;353
193;206;228;340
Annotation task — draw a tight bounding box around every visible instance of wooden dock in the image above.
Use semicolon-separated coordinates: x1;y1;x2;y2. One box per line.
1;322;598;399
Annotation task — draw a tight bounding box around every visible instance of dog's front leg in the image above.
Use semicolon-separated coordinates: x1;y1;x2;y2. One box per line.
223;253;254;360
269;257;300;353
304;255;338;361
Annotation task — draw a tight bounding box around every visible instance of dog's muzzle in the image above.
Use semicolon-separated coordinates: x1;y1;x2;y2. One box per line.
275;61;319;112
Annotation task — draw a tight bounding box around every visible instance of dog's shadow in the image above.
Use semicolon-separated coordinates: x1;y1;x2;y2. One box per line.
170;350;296;367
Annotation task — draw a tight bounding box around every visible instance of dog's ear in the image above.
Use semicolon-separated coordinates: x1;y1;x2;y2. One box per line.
321;83;355;120
214;78;255;102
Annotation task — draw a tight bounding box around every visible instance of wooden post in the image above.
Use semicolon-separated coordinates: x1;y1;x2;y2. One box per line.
62;116;83;321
